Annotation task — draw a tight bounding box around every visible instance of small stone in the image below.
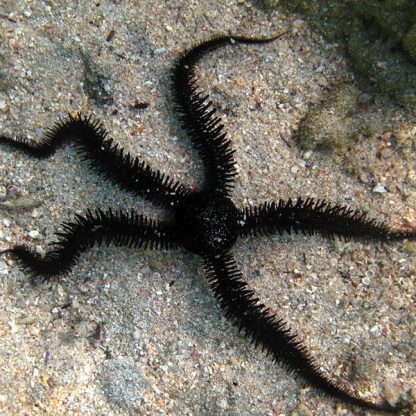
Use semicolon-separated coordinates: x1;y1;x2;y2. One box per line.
0;261;8;274
35;245;46;256
403;240;416;254
384;376;404;406
303;150;312;160
293;19;304;28
369;324;381;335
31;208;41;218
154;47;166;55
362;274;371;286
373;184;387;193
72;298;81;310
291;403;313;416
15;316;37;325
219;398;228;409
0;98;7;111
359;173;369;183
28;229;40;239
56;283;66;298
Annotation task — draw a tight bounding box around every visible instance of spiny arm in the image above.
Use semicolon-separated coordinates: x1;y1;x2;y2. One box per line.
203;252;406;414
1;208;179;283
172;32;287;197
0;113;190;208
237;197;416;242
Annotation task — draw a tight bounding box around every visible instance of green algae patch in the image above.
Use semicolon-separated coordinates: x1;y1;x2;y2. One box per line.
403;23;416;61
258;0;416;105
297;84;389;152
353;0;416;47
347;19;416;104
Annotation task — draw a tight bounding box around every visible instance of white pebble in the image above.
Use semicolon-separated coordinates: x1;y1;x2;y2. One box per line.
0;261;8;274
133;330;141;340
28;230;40;239
370;324;381;335
31;208;41;218
0;98;7;111
373;184;387;193
219;399;228;409
342;336;351;344
154;47;166;55
303;150;313;160
35;245;45;256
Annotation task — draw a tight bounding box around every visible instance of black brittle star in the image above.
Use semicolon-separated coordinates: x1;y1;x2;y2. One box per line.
0;32;414;414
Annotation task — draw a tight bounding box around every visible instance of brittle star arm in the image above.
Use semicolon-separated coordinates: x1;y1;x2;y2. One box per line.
0;208;179;283
237;197;416;242
0;114;189;208
203;252;404;414
172;32;286;196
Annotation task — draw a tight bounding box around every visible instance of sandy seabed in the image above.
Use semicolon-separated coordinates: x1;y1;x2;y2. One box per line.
0;1;415;415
